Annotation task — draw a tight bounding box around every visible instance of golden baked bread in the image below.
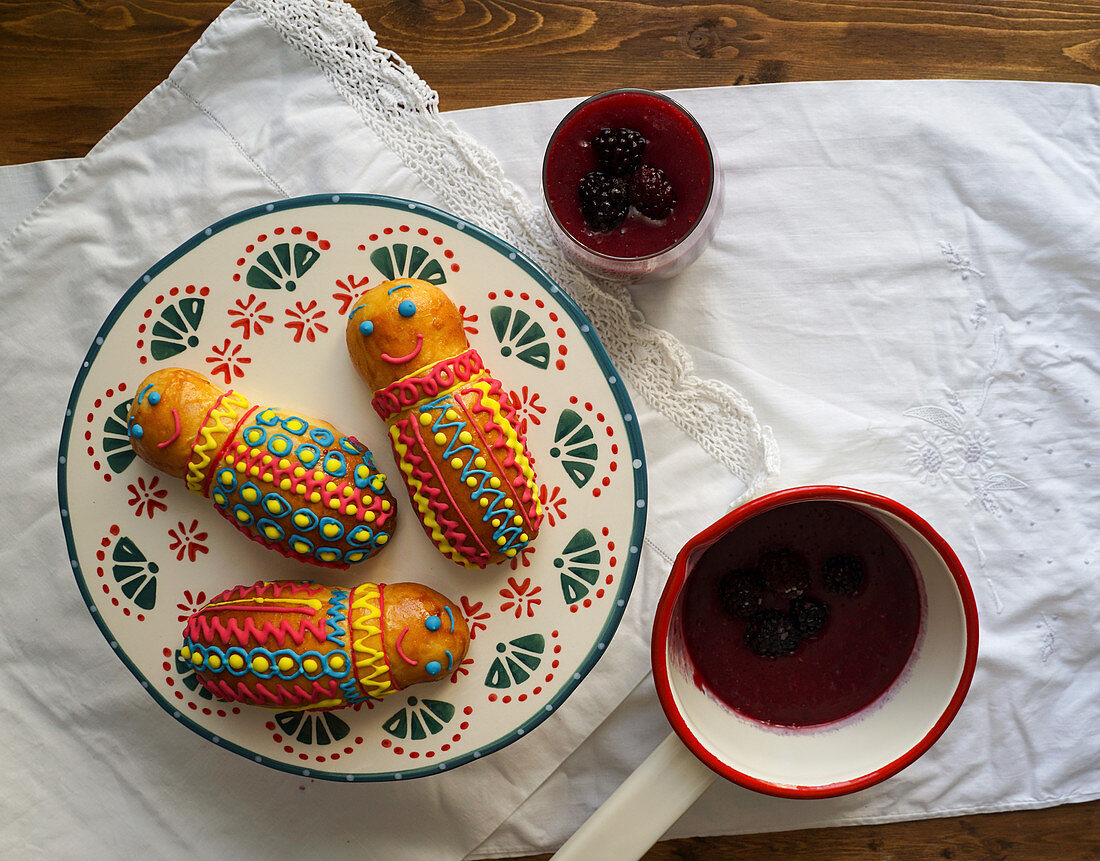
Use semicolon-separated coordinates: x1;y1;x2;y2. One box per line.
181;579;469;710
345;279;542;568
127;367;397;569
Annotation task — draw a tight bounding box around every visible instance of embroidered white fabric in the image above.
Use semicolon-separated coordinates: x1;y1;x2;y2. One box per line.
244;0;779;502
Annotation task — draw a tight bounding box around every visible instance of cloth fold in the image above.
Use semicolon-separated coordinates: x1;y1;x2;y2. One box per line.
1;2;1097;859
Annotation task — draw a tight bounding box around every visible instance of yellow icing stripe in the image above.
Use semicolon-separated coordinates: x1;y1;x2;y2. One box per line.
205;596;325;612
186;390;251;495
348;585;394;698
391;425;474;568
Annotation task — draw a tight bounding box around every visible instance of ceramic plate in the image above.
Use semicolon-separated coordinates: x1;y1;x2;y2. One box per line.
59;194;647;781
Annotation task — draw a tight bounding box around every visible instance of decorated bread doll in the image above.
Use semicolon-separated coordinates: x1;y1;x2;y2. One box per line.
127;367;397;569
345;278;542;569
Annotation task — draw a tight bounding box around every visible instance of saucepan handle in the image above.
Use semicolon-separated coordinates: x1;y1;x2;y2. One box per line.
551;732;717;860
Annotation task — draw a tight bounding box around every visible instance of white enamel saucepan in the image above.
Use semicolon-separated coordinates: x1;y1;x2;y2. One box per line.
553;486;980;860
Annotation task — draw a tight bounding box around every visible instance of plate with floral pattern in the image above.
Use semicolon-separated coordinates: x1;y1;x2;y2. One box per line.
58;194;647;781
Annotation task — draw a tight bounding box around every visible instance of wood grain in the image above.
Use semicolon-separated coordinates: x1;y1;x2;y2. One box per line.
1;1;1097;858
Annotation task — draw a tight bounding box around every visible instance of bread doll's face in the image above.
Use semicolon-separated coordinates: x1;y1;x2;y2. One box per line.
345;279;469;391
382;582;471;689
127;368;220;478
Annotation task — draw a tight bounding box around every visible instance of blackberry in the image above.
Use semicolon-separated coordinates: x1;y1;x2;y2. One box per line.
823;554;865;595
630;165;676;219
592;127;646;176
744;609;801;657
759;548;811;598
717;568;765;619
578;171;629;232
789;596;828;639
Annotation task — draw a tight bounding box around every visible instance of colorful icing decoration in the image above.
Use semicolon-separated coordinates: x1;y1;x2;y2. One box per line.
181;580;470;711
126;367;397;570
346;278;543;569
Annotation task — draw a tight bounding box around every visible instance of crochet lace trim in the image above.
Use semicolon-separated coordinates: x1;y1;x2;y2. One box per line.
244;0;779;502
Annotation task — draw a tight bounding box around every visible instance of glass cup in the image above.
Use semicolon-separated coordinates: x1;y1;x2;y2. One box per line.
542;88;723;283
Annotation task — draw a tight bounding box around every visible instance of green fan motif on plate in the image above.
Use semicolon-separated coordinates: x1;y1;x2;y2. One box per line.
381;697;456;740
549;409;598;488
484;634;545;689
101;398;137;474
370;243;446;284
111;535;158;610
149;297;204;360
174;649;216;701
246;242;321;292
275;709;351;746
490;305;550;369
555;528;602;605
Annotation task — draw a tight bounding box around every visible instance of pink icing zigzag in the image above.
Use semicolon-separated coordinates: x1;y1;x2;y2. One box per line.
200;676;342;708
186;581;330;649
372;349;484;420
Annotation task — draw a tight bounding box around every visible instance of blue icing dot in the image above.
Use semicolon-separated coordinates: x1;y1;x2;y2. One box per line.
130;423;144;439
425;660;442;675
295;443;320;466
347;525;373;547
398;299;416;318
339;437;363;456
272;650;299;678
282;416;308;435
288;534;315;555
261;492;290;517
243;425;267;446
147;392;161;405
425;615;442;632
318;517;345;541
359;320;374;336
310;427;335;447
290;508;319;532
323;451;348;477
257;518;286;543
224;647;250;675
267;433;293;457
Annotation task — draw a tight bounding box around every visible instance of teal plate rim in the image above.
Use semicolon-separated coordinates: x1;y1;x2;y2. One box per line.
57;192;648;782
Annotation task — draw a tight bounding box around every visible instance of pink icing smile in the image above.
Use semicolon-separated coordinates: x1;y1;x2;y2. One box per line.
394;625;417;665
381;333;424;366
158;409;182;448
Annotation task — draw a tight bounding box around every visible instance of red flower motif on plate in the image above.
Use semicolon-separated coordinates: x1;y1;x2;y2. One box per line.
459;596;491;640
176;589;208;623
458;304;479;336
499;576;542;619
127;475;168;519
206;339;251;384
228;294;274;339
539;484;567;527
285;299;328;343
167;519;209;563
333;274;370;314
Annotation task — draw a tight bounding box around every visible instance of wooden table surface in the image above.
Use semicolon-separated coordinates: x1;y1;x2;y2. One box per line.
2;1;1097;858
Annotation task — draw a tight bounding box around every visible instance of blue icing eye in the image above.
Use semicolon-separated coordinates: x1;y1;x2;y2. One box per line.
130;423;144;439
425;660;442;675
424;615;442;632
359;320;374;336
148;391;161;405
398;299;416;318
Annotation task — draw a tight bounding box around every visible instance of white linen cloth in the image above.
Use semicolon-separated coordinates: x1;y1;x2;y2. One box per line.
1;1;1097;858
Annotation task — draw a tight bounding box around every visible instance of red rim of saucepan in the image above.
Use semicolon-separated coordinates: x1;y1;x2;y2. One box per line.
651;485;980;800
